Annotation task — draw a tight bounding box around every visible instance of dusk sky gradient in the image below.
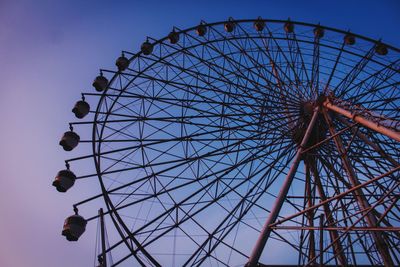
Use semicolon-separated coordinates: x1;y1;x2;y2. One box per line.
0;0;399;266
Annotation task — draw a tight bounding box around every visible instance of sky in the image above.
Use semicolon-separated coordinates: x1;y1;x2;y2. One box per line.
0;0;399;266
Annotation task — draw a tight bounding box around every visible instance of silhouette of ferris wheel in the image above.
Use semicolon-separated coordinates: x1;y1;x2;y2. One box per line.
53;18;400;266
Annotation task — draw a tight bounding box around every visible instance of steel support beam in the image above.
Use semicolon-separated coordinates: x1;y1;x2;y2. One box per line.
319;214;324;267
99;208;107;267
246;107;320;267
323;99;400;142
308;160;347;265
270;226;400;231
322;109;394;267
305;163;316;263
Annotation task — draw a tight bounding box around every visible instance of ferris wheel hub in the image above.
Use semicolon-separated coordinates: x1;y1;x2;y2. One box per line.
291;99;328;152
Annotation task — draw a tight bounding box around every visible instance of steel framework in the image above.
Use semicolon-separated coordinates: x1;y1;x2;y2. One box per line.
55;18;399;266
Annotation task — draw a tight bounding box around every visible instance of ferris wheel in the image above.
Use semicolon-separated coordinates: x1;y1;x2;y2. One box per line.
53;18;400;266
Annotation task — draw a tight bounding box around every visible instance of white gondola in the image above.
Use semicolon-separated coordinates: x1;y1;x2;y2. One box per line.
72;100;90;119
92;75;108;92
62;214;87;241
59;131;80;151
52;169;76;192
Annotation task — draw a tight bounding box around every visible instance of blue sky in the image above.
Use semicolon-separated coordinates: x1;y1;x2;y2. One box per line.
0;0;399;266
